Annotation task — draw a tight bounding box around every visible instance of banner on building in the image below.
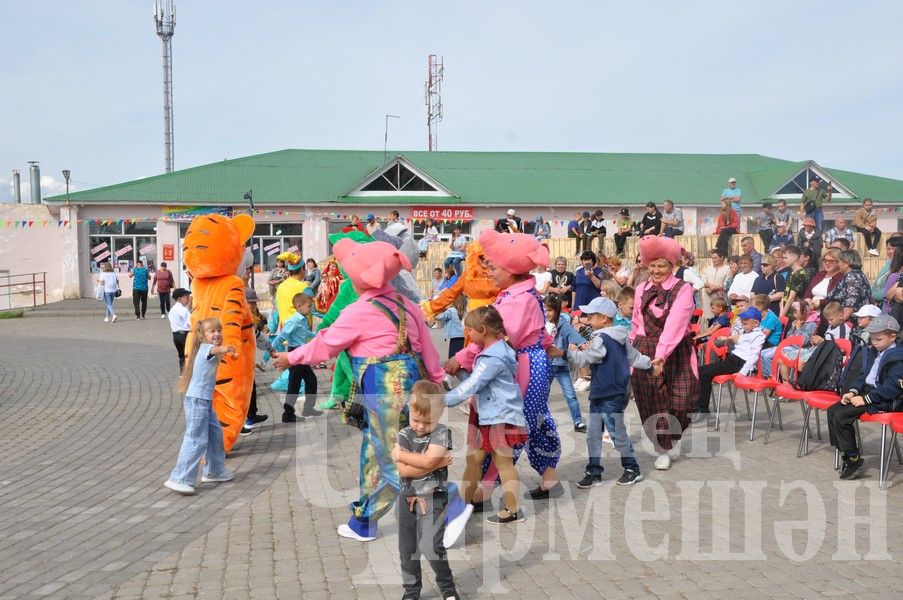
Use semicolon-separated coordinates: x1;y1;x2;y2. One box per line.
162;206;232;221
410;206;474;222
162;244;175;261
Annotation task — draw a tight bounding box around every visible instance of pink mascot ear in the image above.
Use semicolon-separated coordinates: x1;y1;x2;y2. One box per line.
394;249;412;272
359;261;387;288
528;244;550;269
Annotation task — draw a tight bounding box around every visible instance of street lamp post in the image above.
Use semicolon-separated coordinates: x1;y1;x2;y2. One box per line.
243;190;255;287
62;170;71;204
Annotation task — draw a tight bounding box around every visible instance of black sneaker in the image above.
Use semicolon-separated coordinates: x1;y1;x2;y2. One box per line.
239;427;253;436
282;411;297;423
576;473;603;489
249;414;269;425
301;409;324;419
574;422;587;433
525;482;564;500
839;456;864;480
616;469;643;486
470;499;490;514
486;509;525;524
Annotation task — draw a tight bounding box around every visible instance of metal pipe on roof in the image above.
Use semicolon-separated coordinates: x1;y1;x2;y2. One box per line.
28;161;41;204
12;170;21;204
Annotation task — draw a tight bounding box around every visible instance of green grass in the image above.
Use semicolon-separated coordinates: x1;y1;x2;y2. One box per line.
0;309;25;319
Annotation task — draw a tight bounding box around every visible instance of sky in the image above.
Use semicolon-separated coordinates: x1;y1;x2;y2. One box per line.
2;0;902;202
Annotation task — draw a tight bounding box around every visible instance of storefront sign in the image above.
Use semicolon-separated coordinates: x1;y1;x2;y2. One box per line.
162;206;231;221
162;244;175;261
139;244;156;255
286;245;299;253
264;241;282;251
91;241;109;255
114;244;133;257
95;250;111;261
410;206;474;222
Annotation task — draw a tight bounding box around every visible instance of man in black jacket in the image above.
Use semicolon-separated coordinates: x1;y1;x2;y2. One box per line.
828;315;903;479
495;209;522;233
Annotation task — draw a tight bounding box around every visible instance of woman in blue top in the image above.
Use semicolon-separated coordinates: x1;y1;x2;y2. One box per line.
544;296;588;431
573;250;603;310
165;317;237;495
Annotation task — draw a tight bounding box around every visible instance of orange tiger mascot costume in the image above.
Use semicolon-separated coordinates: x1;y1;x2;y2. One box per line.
182;213;256;452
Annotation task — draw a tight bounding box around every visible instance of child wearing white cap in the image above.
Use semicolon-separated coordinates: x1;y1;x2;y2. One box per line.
851;304;881;345
565;297;652;487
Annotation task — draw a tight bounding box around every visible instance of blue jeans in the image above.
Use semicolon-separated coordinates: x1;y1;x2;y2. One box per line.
732;202;743;231
103;291;116;317
586;394;639;475
811;207;824;232
552;366;583;425
443;256;464;276
169;396;228;485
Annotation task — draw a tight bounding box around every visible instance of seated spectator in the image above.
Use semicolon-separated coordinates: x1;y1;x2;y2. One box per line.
727;255;757;301
576;211;593;254
780;246;812;319
799;301;852;367
443;225;467;275
752;294;782;348
769;221;794;251
826;249;872;322
803;248;842;310
753;202;775;250
495;209;522;233
714;198;739;254
590;210;607;252
828;315;903;480
823;217;855;250
830;237;851;251
797;216;824;262
741;236;762;274
365;213;380;235
574;250;604;309
430;267;444;298
760;301;818;380
547;256;575;308
676;250;704;293
697;307;766;414
729;295;751;336
343;214;368;234
853;198;882;257
773;199;796;234
723;255;741;297
661;199;684;238
639;202;662;237
750;255;785;315
533;216;551;241
533;264;552;296
418;218;440;255
614;208;633;256
696;298;731;344
851;304;881;346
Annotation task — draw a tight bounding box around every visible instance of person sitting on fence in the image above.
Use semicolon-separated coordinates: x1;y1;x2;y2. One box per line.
444;225;467;276
614;208;633;257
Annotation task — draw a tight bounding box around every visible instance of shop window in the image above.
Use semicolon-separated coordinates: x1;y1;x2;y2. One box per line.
88;221;160;273
249;223;304;270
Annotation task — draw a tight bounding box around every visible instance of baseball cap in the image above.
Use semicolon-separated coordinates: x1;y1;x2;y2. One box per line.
172;288;190;300
507;209;516;216
865;314;900;334
582;211;590;217
730;293;750;302
728;177;737;183
619;208;630;216
578;297;618;318
738;307;762;321
645;201;656;208
366;213;375;221
852;305;881;318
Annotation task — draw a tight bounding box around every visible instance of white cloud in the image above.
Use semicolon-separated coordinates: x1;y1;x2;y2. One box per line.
0;173;77;204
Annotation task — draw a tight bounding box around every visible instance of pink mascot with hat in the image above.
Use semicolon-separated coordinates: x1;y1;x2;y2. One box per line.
272;239;444;542
447;229;564;501
629;235;699;471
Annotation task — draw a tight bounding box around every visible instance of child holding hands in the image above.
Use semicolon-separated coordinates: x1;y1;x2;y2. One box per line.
164;317;237;495
445;306;527;524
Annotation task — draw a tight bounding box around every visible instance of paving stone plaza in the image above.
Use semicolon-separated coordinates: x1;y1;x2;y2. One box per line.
1;302;901;599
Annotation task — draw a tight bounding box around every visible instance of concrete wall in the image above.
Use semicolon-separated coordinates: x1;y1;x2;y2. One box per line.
0;204;66;307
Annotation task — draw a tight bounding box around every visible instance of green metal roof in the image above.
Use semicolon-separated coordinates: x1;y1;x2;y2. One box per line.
43;149;903;206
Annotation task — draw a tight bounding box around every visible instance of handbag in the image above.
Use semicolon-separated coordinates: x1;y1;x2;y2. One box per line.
114;279;122;298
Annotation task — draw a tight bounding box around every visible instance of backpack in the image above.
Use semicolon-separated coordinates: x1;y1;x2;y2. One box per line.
837;338;868;395
795;339;844;392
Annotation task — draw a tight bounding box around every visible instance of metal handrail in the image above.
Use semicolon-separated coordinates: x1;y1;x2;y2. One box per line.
0;272;47;307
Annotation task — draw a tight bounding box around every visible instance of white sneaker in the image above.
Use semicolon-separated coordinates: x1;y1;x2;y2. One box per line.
104;316;109;322
443;502;474;548
161;314;167;319
602;431;614;447
653;453;671;470
337;523;376;542
201;470;234;483
111;314;117;323
869;249;879;256
164;480;196;495
573;378;590;392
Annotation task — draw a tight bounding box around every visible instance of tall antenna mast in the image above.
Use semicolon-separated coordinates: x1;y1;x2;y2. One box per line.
154;0;176;173
425;54;444;151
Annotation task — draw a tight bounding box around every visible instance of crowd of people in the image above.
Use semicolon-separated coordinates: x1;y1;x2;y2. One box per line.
102;200;901;599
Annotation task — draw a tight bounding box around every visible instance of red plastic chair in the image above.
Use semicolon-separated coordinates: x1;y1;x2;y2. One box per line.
767;338;852;446
779;315;789;340
734;335;804;441
797;339;853;457
858;412;903;489
700;327;735;430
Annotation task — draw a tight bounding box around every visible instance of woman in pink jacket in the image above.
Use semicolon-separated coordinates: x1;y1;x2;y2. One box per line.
630;236;700;471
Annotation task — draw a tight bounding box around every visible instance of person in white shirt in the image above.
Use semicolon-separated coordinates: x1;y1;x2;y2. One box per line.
168;288;192;371
727;255;758;301
696;307;766;414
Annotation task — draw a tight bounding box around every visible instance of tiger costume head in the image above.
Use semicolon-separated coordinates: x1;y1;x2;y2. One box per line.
183;214;255;279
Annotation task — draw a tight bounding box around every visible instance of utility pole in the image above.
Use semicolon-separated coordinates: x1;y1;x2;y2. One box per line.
384;114;399;161
154;0;176;173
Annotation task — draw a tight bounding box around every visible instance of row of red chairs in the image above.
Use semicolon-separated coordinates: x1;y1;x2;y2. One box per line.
700;326;903;489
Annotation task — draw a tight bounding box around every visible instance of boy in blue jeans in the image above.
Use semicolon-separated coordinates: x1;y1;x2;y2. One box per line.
545;296;589;432
567;297;652;487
